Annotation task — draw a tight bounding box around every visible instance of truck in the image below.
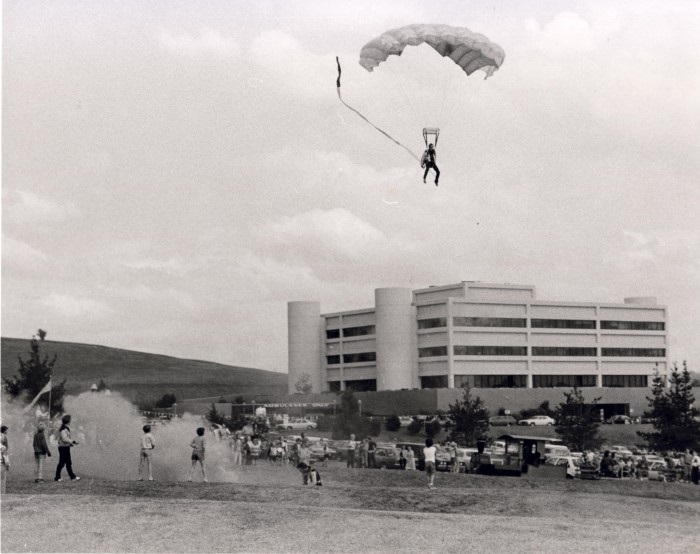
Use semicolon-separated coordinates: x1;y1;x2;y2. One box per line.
474;434;568;478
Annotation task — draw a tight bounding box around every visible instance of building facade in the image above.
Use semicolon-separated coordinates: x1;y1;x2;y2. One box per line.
288;282;668;395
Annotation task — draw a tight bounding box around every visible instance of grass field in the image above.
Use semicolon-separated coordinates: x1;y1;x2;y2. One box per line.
2;461;699;553
1;337;287;403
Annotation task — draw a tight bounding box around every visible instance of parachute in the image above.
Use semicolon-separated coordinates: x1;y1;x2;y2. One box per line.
337;24;504;164
359;23;505;79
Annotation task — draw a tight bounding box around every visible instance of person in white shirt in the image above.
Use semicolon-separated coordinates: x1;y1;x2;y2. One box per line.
347;434;357;468
138;424;156;481
423;438;437;489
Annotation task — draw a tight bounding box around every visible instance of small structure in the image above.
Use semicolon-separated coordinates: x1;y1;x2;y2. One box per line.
476;434;567;478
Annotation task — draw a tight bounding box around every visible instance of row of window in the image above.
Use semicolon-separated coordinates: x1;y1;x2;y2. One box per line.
326;325;376;339
417;346;666;358
330;375;649;390
422;375;649;389
328;346;666;364
416;317;665;330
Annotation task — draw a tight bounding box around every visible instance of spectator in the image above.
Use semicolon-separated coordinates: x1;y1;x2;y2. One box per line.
297;439;311;467
423;438;437;489
33;423;52;482
367;437;377;469
54;415;80;482
0;425;7;451
448;441;459;474
188;427;207;482
347;434;357;468
399;446;407;470
405;446;416;471
359;438;368;469
321;439;330;468
692;451;700;485
248;436;262;465
0;443;8;494
683;449;693;483
231;433;243;466
636;456;649;480
138;424;156;481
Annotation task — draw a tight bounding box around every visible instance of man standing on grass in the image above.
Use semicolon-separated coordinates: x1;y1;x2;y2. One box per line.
55;415;80;482
347;434;357;468
138;424;155;481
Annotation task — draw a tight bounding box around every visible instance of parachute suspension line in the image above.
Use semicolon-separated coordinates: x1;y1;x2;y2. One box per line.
336;57;420;163
423;127;440;147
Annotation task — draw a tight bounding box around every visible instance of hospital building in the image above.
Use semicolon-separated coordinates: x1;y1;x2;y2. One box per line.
288;282;668;401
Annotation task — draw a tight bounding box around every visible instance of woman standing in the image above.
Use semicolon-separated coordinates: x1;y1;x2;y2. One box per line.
405;446;416;471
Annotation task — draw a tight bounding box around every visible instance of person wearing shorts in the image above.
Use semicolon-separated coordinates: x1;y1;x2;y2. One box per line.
423;438;437;489
188;427;207;482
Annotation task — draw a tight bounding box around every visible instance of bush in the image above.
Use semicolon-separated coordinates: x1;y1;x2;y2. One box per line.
385;415;401;432
425;419;441;437
315;415;335;432
407;418;422;435
368;417;382;437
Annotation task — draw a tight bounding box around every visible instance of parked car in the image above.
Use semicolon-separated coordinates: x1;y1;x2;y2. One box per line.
608;445;634;458
545;456;581;479
489;415;517;426
398;416;415;427
374;447;403;469
518;415;556;426
544;444;572;459
647;460;669;482
605;415;632;425
279;418;317;430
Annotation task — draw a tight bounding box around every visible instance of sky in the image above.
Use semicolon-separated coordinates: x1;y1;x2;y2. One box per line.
2;1;699;373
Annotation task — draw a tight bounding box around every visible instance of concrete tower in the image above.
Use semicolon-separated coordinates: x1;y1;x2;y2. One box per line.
287;301;322;394
375;287;416;390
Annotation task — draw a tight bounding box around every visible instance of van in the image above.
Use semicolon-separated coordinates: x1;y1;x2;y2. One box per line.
544;444;571;459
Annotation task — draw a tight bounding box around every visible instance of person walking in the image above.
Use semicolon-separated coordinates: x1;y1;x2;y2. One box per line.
33;422;52;482
54;415;80;482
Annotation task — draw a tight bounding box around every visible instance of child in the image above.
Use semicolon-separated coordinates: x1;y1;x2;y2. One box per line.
296;462;322;486
423;438;437;489
138;424;156;481
33;423;52;482
188;427;208;482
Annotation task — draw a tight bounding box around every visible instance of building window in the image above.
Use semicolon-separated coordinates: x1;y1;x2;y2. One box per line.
602;375;648;387
453;317;526;328
601;321;665;331
418;346;448;358
532;347;597;356
533;375;597;388
342;325;375;337
420;375;448;389
454;345;527;356
344;379;376;392
342;352;376;364
327;381;341;392
472;375;527;388
601;348;665;357
326;355;340;365
418;318;447;329
326;329;340;339
531;319;596;329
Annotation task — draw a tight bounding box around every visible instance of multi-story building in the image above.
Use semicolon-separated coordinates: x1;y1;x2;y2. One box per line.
288;282;668;396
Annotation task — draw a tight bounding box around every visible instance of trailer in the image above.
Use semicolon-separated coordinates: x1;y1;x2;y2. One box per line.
475;434;568;478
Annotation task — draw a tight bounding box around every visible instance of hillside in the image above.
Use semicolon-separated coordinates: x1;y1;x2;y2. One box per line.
1;337;287;404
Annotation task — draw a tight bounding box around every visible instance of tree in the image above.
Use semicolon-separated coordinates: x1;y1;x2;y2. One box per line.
406;418;422;435
445;385;490;447
206;403;226;426
37;329;47;341
331;390;367;439
96;379;110;391
294;373;313;395
155;393;177;409
385;414;401;432
553;387;603;452
425;418;441;438
638;362;700;451
3;336;66;413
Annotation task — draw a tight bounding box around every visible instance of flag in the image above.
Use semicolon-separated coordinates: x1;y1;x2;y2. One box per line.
23;380;52;414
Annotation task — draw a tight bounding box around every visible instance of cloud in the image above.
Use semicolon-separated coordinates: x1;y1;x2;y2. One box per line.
257;207;387;260
524;12;597;54
249;30;331;99
41;293;113;319
122;256;192;278
1;236;48;272
158;27;240;58
3;190;80;226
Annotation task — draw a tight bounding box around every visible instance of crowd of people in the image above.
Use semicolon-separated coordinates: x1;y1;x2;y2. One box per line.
582;448;700;483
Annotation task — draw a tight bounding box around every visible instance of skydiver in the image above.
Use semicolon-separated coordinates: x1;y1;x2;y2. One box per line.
421;143;440;186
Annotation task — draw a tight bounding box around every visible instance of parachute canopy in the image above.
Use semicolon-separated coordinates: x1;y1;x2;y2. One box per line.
359;23;505;79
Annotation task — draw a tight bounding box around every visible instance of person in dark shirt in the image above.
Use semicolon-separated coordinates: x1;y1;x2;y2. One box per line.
421;144;440;186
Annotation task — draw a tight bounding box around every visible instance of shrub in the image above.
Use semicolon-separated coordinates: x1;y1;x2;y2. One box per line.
368;417;382;437
407;418;422;435
425;419;441;437
385;414;401;432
